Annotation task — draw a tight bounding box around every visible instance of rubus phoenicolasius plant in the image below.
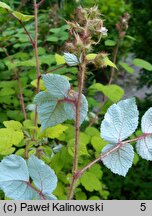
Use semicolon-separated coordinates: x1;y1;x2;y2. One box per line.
0;2;152;200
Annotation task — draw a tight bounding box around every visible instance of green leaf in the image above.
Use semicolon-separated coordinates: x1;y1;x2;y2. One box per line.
103;56;117;69
46;36;58;42
75;191;87;200
3;120;22;131
89;83;124;103
119;62;134;73
86;53;97;61
89;164;103;179
12;11;34;22
85;127;99;137
101;98;139;143
91;136;108;152
55;53;65;65
31;79;46;90
0;88;15;96
80;172;102;192
0;2;12;11
0;128;24;153
40;124;68;139
104;39;116;46
101;143;134;176
68;138;89;157
133;58;152;71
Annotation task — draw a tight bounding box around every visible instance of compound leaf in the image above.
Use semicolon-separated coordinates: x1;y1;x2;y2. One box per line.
64;52;79;66
136;108;152;160
28;155;57;199
101;98;139;143
0;155;37;200
101;143;134;176
42;74;70;99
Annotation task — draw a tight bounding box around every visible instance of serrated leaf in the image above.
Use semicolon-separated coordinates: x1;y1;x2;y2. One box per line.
0;155;37;200
64;94;88;125
28;155;57;198
55;54;65;65
40;124;68;139
101;98;139;143
34;74;88;129
133;58;152;71
80;172;102;192
89;83;124;103
136;108;152;160
140;108;152;133
86;53;97;61
42;74;70;99
37;100;67;130
12;11;34;22
119;62;134;74
136;137;152;161
3;120;22;131
68;138;89;157
101;143;134;176
34;91;56;105
0;128;24;151
0;1;12;11
64;52;79;66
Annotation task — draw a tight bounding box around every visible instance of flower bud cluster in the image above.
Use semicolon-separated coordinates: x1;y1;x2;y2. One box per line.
65;6;108;55
116;13;130;38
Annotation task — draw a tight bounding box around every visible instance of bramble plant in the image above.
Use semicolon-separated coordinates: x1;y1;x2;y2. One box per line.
0;1;152;200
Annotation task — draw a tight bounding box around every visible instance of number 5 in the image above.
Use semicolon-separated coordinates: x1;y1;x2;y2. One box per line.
140;203;146;211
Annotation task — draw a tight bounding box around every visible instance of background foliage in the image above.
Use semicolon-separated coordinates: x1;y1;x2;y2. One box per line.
0;0;152;200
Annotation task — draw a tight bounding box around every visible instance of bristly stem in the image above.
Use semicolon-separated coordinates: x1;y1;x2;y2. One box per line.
67;49;86;200
33;0;41;128
73;133;152;180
